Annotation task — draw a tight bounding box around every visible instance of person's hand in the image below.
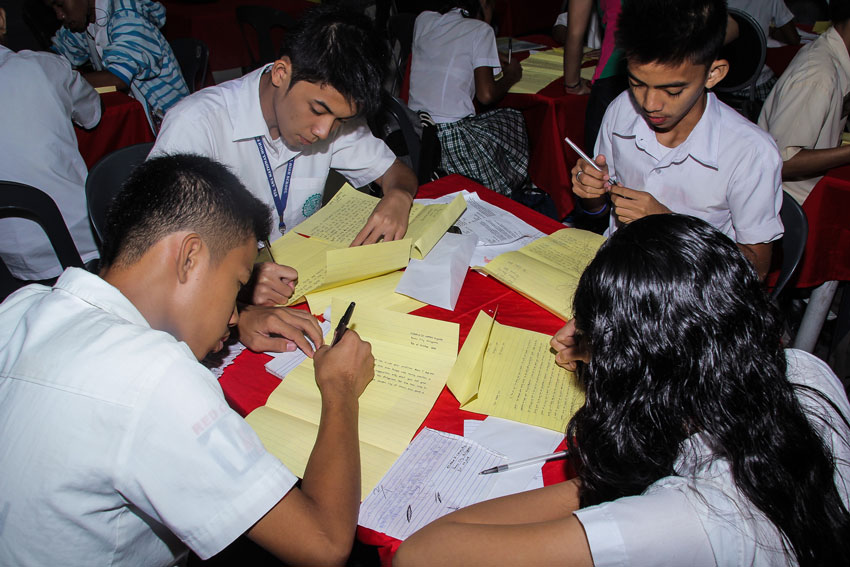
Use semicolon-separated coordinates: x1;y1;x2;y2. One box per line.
550;319;590;371
610;186;671;224
500;54;522;85
245;262;297;306
237;305;325;356
350;188;412;246
564;78;591;95
571;154;613;201
313;330;374;400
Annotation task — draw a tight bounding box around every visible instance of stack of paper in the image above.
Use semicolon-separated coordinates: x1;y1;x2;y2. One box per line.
478;228;605;320
246;300;459;500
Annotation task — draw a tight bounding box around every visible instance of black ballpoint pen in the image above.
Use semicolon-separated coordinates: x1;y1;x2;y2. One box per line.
331;301;356;346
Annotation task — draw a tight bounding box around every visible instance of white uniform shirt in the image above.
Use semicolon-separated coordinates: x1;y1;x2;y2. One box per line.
597;91;784;244
0;46;101;279
408;9;501;124
151;65;397;239
0;269;298;565
575;349;850;567
759;26;850;204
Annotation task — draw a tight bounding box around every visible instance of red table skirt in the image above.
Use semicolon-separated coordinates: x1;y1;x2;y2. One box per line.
218;175;574;564
793;165;850;288
74;91;155;169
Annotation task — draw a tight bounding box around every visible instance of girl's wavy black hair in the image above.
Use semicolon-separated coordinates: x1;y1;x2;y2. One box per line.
566;214;850;566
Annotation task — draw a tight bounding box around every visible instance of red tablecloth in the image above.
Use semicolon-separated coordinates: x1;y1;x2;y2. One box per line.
161;0;314;72
74;91;155;169
793;165;850;288
498;35;588;220
218;174;574;565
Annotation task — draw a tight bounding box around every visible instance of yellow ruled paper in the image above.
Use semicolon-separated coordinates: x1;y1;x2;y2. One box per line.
509;48;564;94
269;231;410;305
293;184;466;259
246;299;459;500
479;228;605;320
447;310;585;432
305;271;426;316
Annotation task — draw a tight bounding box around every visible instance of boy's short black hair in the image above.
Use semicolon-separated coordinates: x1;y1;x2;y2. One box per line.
617;0;727;68
100;154;271;269
279;4;387;119
831;0;850;24
438;0;484;18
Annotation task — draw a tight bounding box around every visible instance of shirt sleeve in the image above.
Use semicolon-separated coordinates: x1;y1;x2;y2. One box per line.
51;28;92;67
115;357;298;560
770;0;795;29
471;22;501;72
150;100;217;158
726;135;784;244
101;7;168;87
761;77;836;162
328;120;398;187
66;67;102;129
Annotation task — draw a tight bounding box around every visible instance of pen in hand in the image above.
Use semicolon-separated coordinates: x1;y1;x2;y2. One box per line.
262;239;277;264
480;450;569;474
331;301;356;347
508;38;512;64
564;135;620;187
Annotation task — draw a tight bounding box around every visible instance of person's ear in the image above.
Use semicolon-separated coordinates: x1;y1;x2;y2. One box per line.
705;59;729;89
270;56;292;89
175;233;206;285
0;7;7;44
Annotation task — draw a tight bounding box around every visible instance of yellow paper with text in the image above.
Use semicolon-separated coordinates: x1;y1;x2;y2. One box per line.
479;228;605;320
292;184;466;259
305;271;426;316
269;231;410;305
509;48;565;94
246;300;459;499
448;311;585;432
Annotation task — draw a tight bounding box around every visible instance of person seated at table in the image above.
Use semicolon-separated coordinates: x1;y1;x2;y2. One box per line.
758;0;850;206
727;0;800;103
406;0;527;197
46;0;188;129
395;214;850;567
0;6;100;286
0;154;375;566
571;0;784;279
151;4;417;354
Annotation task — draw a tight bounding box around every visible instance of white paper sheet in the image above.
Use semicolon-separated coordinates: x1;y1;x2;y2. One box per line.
264;320;332;380
395;232;477;310
464;416;566;499
358;428;506;540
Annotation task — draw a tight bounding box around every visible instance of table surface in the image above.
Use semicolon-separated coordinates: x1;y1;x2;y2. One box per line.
74;91;154;169
219;174;574;564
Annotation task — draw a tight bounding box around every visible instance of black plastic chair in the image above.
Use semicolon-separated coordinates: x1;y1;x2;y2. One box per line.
715;8;767;122
169;37;209;93
771;190;808;300
369;94;441;185
0;181;85;298
236;5;297;72
386;12;417;96
85;142;153;244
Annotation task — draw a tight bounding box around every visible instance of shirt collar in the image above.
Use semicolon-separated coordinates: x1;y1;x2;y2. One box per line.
54;267;151;329
631;92;720;169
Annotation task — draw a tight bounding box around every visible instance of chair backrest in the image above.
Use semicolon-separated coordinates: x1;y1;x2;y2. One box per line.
85;142;154;244
0;180;85;271
715;8;766;95
387;12;417;96
235;5;297;72
169;37;209;93
772;190;808;299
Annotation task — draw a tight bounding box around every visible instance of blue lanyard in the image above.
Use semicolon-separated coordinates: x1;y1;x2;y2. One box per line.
254;136;294;233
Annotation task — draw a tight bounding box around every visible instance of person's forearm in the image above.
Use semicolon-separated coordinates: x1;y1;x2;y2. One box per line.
564;0;593;85
770;21;800;45
737;242;772;280
377;160;418;200
83;70;129;91
783;145;850;179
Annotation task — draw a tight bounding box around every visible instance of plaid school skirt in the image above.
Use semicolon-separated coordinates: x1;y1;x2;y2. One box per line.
435;108;529;196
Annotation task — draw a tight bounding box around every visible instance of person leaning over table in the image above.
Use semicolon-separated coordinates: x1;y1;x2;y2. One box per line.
758;0;850;206
0;6;101;283
394;214;850;567
46;0;188;129
151;4;417;355
571;0;783;279
407;0;527;197
0;154;375;566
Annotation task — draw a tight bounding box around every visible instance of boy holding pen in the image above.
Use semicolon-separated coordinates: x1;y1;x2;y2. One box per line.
0;155;375;565
571;0;784;278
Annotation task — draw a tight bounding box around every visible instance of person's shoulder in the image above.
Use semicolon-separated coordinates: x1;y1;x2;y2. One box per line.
602;90;639;128
714;97;777;150
2;48;72;77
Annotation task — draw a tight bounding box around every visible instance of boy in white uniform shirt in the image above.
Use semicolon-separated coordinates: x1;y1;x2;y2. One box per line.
152;5;417;356
0;154;375;566
572;0;783;278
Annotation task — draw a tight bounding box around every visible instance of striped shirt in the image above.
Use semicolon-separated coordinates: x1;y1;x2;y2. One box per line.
52;0;188;122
